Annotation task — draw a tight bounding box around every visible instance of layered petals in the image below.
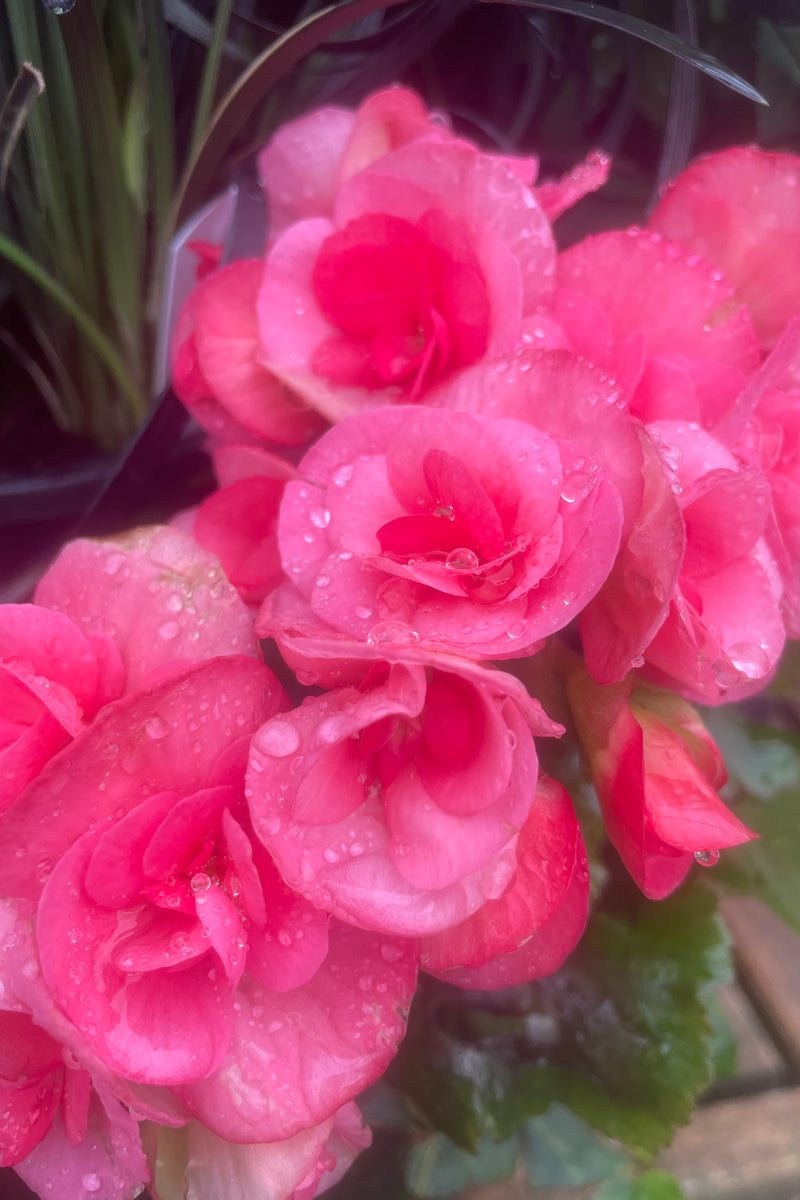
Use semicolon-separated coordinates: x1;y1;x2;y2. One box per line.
247;656;559;937
269;405;622;658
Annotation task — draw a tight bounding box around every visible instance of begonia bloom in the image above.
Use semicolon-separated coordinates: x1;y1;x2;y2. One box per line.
247;649;561;938
268;405;623;658
642;420;785;702
567;665;755;898
256;126;555;420
0;658;416;1145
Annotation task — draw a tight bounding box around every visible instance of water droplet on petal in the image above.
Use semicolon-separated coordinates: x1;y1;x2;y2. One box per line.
694;849;720;867
310;506;331;528
332;463;354;487
158;621;179;640
254;721;301;758
81;1174;101;1193
144;716;169;740
191;872;212;892
445;547;480;571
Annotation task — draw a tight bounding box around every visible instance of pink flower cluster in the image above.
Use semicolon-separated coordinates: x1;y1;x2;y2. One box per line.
3;86;799;1199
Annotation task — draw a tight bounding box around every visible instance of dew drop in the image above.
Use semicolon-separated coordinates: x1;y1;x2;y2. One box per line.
694;849;720;867
81;1175;101;1193
158;621;180;640
254;721;301;758
332;463;354;487
367;620;420;647
166;593;184;613
445;547;480;571
144;715;169;740
310;506;331;528
190;872;212;892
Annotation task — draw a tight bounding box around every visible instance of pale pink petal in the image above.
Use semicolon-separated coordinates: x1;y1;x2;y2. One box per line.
258;107;355;234
34;528;259;692
651;145;800;349
175;924;417;1142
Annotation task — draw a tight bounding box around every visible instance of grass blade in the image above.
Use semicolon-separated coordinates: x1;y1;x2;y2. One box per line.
0;62;44;191
190;0;235;156
0;230;146;422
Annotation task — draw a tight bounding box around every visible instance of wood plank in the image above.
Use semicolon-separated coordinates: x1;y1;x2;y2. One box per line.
722;896;800;1069
709;979;787;1095
657;1086;800;1200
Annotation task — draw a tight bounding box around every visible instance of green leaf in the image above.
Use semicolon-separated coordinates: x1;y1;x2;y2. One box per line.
498;881;731;1156
596;1168;688;1200
702;710;800;933
406;1132;517;1198
522;1103;628;1187
391;879;730;1159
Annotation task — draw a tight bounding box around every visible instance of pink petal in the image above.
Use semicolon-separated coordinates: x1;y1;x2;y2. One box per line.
557;228;761;377
650;145;800;349
534;150;611;222
420;775;587;975
258;107;356;235
195;260;320;446
580;425;685;683
0;657;282;902
37;832;235;1084
34;528;259;692
175;923;417;1142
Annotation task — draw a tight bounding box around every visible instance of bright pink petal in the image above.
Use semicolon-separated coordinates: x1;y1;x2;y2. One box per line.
580;425;684;683
534;150;611;221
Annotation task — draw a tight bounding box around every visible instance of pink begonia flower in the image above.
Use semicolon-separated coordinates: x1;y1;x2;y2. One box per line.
256;112;555;421
555;228;761;427
247;639;562;938
268;405;623;658
0;604;122;814
434;348;685;683
172;258;322;446
187;444;299;607
420;776;589;989
0;658;416;1144
641;420;785;703
567;665;755;899
34;526;258;693
650;146;800;351
146;1101;370;1200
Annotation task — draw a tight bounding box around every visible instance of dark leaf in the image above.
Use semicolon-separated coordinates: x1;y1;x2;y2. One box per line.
406;1132;517;1198
477;0;767;104
0;61;44;191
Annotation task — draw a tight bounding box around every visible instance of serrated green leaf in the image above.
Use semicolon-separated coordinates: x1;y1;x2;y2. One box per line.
522;1103;628;1187
596;1168;688;1200
406;1132;517;1198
